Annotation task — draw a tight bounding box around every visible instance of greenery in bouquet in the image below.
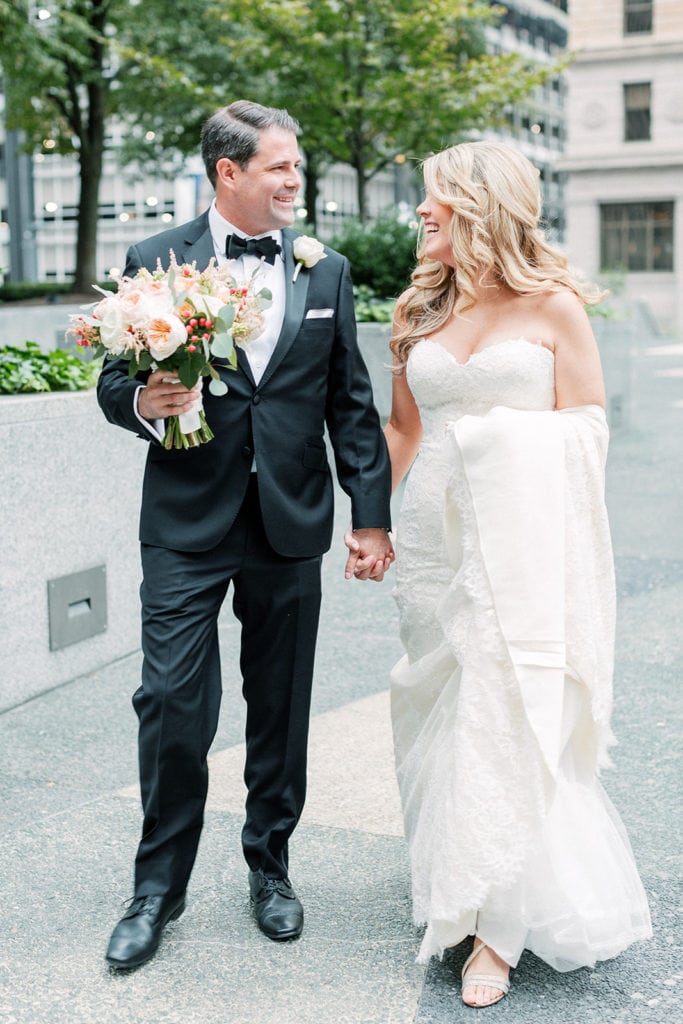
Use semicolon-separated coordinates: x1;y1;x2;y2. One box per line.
67;254;271;449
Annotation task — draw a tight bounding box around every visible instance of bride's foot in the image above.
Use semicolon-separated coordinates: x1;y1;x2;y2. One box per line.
461;940;510;1008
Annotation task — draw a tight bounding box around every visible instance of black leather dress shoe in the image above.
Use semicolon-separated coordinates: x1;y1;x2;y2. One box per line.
105;892;186;970
248;869;304;940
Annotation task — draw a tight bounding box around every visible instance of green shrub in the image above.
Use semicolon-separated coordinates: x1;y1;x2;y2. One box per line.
0;280;116;303
330;214;418;299
353;285;395;323
0;342;101;394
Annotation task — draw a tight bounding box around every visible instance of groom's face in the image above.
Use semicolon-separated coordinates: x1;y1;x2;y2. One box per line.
216;127;302;236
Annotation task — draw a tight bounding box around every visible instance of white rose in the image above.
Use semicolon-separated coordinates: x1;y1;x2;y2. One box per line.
147;315;187;360
292;235;327;281
94;297;130;355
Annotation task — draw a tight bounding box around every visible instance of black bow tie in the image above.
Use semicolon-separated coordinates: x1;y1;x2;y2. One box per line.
225;233;282;264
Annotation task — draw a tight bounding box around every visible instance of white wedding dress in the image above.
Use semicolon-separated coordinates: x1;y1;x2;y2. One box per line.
391;338;652;970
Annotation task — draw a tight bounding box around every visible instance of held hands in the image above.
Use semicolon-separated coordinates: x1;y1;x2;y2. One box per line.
344;528;395;583
138;369;203;421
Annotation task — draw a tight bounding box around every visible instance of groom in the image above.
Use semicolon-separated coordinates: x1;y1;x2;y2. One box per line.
97;100;393;970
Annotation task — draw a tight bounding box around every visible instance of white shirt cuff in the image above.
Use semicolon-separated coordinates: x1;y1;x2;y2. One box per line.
134;385;165;442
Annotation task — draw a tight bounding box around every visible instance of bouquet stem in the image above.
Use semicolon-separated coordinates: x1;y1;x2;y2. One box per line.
163;409;214;450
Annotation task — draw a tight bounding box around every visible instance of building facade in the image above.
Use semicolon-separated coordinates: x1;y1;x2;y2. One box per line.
561;0;683;335
483;0;569;240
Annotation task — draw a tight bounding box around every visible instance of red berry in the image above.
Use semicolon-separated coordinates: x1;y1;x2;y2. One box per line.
188;344;196;353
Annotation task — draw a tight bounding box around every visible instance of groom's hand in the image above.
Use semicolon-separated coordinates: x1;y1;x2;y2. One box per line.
344;528;394;582
138;369;202;421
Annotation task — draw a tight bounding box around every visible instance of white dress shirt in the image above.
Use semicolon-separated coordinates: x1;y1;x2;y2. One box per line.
208;202;286;385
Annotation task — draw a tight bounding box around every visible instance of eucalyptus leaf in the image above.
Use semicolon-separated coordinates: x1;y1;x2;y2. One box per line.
216;305;236;330
209;377;229;396
210;333;235;359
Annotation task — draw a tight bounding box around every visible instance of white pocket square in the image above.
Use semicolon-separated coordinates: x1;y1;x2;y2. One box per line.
305;308;334;319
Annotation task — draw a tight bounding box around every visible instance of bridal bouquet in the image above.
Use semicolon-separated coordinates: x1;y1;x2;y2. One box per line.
67;253;271;449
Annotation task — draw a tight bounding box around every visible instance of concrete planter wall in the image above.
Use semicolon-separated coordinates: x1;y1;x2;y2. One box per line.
0;301;85;351
0;389;146;711
356;322;393;422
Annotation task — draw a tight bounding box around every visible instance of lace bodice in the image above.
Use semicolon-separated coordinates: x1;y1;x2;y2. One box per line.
407;338;556;439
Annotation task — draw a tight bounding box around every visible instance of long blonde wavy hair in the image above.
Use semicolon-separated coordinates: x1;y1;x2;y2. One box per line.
391;140;606;369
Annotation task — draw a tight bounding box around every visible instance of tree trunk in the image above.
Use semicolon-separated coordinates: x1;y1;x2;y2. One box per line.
303;147;322;232
356;167;368;223
74;145;102;292
73;10;108;292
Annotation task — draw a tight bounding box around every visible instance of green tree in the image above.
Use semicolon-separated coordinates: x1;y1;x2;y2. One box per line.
0;0;564;282
118;0;564;230
207;0;562;222
1;1;116;290
0;1;241;289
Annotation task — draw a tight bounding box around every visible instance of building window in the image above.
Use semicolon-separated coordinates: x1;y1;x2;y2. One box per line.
600;202;674;272
624;0;652;35
624;82;651;141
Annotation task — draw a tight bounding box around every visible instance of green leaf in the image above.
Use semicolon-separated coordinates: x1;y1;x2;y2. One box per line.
210;332;235;359
215;305;236;331
178;361;198;389
208;377;228;396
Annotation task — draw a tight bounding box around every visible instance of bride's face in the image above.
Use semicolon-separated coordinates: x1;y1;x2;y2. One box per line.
417;191;455;266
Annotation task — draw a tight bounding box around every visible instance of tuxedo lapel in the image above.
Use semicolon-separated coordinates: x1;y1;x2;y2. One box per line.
176;215;215;269
258;230;309;389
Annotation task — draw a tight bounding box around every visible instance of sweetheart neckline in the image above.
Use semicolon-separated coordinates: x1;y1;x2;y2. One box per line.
417;337;555;368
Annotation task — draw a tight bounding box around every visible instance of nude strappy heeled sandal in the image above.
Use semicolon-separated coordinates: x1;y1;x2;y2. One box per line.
461;940;511;1007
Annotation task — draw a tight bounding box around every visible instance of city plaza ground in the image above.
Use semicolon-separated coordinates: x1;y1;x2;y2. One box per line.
0;324;681;1023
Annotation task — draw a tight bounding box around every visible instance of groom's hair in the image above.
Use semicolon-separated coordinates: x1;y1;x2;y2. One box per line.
201;101;301;187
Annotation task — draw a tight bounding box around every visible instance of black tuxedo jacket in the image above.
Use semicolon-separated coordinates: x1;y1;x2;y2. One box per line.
96;212;391;557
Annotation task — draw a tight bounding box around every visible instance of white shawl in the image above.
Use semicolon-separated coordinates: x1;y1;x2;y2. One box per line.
449;404;616;778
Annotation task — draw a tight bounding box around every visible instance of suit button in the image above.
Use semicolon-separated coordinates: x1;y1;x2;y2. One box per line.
252;393;261;405
241;446;252;459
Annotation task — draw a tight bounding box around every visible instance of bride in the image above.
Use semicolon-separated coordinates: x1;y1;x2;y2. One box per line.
380;140;651;1007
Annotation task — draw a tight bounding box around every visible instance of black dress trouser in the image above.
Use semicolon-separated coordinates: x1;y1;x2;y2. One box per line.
132;476;322;896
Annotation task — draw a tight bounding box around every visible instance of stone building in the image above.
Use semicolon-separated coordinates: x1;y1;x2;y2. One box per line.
561;0;683;335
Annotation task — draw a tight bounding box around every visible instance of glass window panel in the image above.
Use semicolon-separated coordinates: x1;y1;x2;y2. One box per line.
600;202;674;272
627;226;647;270
624;0;653;35
624;83;651;141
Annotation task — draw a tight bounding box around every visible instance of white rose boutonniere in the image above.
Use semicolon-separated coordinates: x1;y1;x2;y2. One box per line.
292;235;327;283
